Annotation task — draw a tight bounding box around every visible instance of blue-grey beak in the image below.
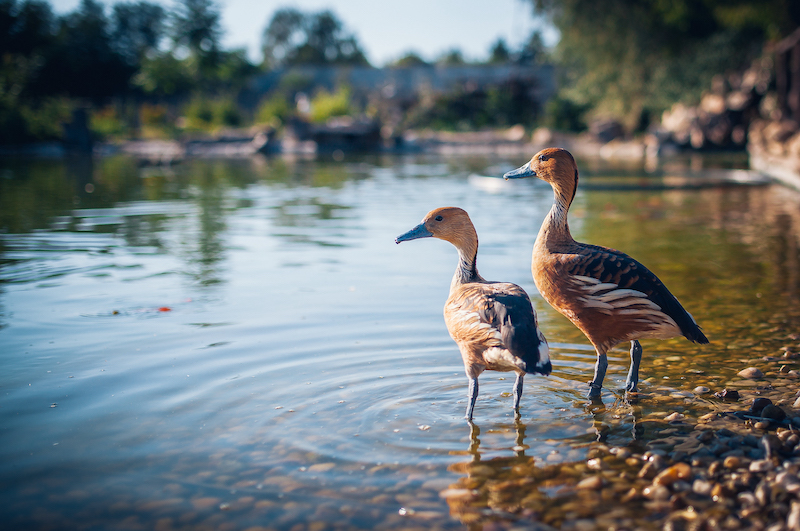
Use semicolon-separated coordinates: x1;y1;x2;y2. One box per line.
503;162;536;180
395;223;433;244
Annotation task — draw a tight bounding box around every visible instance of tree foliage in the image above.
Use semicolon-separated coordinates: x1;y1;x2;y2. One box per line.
110;1;166;66
262;8;369;68
532;0;800;131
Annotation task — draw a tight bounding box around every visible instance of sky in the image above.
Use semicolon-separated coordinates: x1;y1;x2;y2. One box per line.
48;0;558;66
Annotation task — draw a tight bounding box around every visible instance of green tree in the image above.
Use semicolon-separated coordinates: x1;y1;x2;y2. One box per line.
170;0;222;71
261;8;369;68
489;38;510;63
110;1;166;66
389;52;430;68
531;0;800;131
37;0;133;101
437;49;466;65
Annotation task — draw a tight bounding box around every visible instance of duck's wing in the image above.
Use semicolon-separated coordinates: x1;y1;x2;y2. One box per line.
563;244;708;344
445;283;551;374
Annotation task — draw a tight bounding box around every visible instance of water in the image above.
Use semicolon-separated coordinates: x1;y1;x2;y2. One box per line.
1;153;800;529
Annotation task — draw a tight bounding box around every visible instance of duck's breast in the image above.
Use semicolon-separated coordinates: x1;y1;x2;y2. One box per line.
445;282;550;374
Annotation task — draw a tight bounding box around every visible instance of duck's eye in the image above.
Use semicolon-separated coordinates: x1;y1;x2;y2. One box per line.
539;154;547;162
434;215;443;221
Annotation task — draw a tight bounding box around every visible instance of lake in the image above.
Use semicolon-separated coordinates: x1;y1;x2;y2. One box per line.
2;152;800;530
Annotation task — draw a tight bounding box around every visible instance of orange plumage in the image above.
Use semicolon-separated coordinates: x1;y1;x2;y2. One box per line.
505;148;708;398
396;207;551;420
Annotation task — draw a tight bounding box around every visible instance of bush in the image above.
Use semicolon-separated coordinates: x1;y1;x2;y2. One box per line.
0;96;73;143
542;95;588;133
309;86;351;123
182;95;243;131
255;93;292;127
90;106;128;139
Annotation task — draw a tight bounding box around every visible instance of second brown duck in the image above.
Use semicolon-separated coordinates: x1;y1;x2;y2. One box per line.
504;147;708;398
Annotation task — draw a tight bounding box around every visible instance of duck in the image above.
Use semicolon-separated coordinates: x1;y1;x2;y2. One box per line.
395;207;551;420
504;147;708;399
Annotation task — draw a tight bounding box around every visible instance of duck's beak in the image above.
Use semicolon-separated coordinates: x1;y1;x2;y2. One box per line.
395;223;433;244
503;162;536;180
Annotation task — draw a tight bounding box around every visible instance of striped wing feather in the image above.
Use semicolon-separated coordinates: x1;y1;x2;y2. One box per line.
445;282;549;373
564;244;708;344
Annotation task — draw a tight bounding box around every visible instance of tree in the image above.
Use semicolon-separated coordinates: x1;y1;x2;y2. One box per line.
37;0;133;101
111;1;166;66
437;49;465;65
531;0;800;131
261;8;369;68
389;52;430;68
170;0;222;69
488;38;510;64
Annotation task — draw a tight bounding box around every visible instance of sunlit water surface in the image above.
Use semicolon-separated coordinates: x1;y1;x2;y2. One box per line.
1;154;800;529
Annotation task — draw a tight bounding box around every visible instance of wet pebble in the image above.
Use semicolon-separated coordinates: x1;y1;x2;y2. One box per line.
738;367;764;379
749;460;774;473
716;388;740;401
762;404;787;422
576;475;605;490
653;463;692;486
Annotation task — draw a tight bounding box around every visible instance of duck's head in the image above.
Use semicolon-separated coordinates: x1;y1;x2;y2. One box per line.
395;207;477;251
503;147;579;202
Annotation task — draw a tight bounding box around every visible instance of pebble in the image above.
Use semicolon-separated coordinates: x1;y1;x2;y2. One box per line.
642;484;670;501
694;386;711;394
653;463;692;486
749;460;775;472
664;412;685;422
576;475;605;490
738;367;764;379
716;388;740;401
750;397;773;415
762;404;787;422
723;456;742;469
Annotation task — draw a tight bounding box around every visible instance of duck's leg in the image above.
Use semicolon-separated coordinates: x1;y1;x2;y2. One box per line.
625;340;642;392
513;373;524;411
466;377;478;421
588;348;608;399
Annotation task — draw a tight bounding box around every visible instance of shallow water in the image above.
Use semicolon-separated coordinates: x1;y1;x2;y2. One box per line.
1;153;800;529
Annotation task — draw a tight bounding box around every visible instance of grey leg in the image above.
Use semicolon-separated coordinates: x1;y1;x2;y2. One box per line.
466;377;478;421
625;340;642;392
513;373;524;411
588;350;608;398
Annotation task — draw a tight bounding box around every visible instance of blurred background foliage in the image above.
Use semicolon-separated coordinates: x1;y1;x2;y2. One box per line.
1;0;798;144
531;0;800;132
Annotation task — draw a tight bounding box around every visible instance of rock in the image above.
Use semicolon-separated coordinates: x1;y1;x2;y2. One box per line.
750;397;773;416
576;475;605;490
762;405;787;422
761;434;783;458
643;484;671;501
700;93;727;115
694;386;711;394
788;502;800;531
693;479;712;496
723;456;742;469
749;460;775;473
715;388;740;401
653;463;693;486
738;367;764;379
664;412;685;422
586;458;608;471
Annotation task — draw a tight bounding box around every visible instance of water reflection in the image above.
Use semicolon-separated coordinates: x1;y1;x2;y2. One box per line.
2;153;800;530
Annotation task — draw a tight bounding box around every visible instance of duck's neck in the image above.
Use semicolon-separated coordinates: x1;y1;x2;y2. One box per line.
536;188;575;249
450;240;482;292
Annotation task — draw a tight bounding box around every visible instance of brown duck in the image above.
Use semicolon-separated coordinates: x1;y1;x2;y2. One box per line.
396;207;551;420
504;148;708;398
